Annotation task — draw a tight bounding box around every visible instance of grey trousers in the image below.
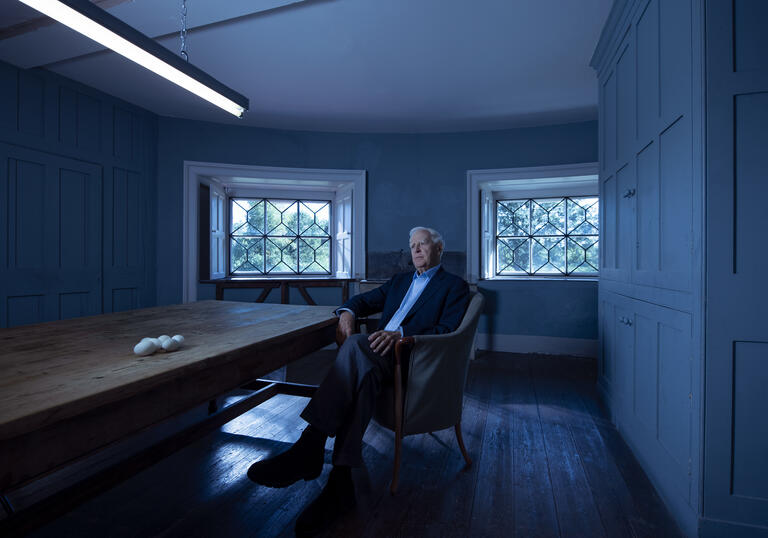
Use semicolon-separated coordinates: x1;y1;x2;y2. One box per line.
300;333;395;467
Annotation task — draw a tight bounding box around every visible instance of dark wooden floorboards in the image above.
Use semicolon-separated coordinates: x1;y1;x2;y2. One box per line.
26;351;682;538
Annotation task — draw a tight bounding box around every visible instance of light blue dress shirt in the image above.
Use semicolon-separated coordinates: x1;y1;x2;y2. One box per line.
383;264;441;335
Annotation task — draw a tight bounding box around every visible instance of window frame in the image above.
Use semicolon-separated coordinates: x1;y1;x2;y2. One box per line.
183;162;365;303
466;163;599;282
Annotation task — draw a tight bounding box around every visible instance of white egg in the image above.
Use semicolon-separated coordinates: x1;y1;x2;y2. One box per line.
150;338;164;351
158;334;171;343
140;337;153;344
162;338;180;352
133;340;156;356
172;334;185;344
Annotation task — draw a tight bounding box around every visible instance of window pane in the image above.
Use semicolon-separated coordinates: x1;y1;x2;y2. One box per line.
231;199;265;236
567;197;599;235
567;236;599;273
497;237;529;274
531;198;566;236
497;200;530;236
265;200;298;236
531;236;566;274
246;200;265;235
230;237;264;273
299;237;331;273
265;237;297;273
299;201;331;236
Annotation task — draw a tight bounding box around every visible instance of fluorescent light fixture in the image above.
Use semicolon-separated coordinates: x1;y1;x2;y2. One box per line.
19;0;249;117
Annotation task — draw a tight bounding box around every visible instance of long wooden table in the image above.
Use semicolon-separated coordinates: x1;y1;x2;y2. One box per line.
0;300;337;495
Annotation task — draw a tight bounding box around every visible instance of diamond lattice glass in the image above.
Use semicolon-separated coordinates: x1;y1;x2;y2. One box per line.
230;198;332;275
496;196;599;276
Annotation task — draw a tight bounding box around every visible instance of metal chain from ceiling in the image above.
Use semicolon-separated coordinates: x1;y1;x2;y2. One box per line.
180;0;188;61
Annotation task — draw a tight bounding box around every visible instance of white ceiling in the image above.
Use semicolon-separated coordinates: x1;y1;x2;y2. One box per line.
0;0;613;133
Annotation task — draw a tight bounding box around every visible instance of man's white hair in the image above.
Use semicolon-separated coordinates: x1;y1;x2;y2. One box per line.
409;226;445;256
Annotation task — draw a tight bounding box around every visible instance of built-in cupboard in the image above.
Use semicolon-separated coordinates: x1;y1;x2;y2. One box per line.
592;0;703;535
594;1;768;536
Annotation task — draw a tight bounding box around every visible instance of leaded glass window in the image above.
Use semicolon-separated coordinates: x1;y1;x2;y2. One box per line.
230;198;332;275
496;196;599;276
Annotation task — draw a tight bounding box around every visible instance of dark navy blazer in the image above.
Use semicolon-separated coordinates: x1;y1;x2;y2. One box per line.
340;267;470;337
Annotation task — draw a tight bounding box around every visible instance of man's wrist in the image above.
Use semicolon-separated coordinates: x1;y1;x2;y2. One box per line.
336;308;355;319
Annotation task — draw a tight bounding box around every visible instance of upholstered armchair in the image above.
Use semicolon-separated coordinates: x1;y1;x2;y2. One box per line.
373;291;484;493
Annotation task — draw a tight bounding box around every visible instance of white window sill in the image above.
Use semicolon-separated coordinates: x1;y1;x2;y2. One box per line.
202;275;350;282
480;276;599;282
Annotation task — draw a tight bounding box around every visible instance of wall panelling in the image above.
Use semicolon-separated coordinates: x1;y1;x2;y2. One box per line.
0;62;157;327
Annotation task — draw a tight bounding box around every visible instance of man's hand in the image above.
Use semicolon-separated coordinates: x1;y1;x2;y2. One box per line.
336;311;356;345
368;330;401;356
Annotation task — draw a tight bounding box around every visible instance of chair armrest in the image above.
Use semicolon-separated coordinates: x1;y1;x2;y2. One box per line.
411;328;468;344
395;327;473;365
405;325;480;374
394;336;415;366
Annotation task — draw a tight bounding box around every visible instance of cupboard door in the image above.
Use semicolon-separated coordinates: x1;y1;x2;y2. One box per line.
600;172;618;280
600;291;694;507
622;298;694;506
598;297;616;397
633;116;694;292
616;32;636;166
616;162;636;281
602;69;617;174
600;161;635;283
705;0;768;529
613;301;635;422
599;292;635;419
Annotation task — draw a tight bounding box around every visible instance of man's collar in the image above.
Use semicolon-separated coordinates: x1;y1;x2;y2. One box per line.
413;264;441;280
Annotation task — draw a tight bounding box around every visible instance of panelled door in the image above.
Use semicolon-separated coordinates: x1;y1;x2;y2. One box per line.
704;0;768;531
0;143;102;327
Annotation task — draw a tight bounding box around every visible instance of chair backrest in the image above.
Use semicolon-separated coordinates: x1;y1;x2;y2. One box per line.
372;291;484;436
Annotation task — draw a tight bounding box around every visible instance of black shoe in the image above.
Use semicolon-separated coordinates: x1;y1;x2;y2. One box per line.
247;426;326;488
295;466;356;537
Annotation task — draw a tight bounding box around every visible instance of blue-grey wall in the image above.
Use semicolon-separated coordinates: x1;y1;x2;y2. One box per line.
479;279;597;339
5;6;765;533
0;58;598;342
0;61;157;328
157;117;598;341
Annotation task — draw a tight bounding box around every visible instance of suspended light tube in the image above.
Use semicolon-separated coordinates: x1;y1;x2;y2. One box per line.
19;0;249;117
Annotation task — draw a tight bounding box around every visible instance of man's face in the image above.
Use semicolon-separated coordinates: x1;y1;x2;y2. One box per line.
410;229;442;274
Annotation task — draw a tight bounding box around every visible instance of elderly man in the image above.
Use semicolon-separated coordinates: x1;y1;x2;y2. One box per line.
248;226;470;536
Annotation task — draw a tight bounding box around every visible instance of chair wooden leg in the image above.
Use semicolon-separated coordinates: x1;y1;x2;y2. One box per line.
391;361;404;494
454;422;472;470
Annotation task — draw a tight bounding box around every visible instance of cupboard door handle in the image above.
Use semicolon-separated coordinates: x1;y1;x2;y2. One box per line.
622;188;636;198
625;318;632;327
